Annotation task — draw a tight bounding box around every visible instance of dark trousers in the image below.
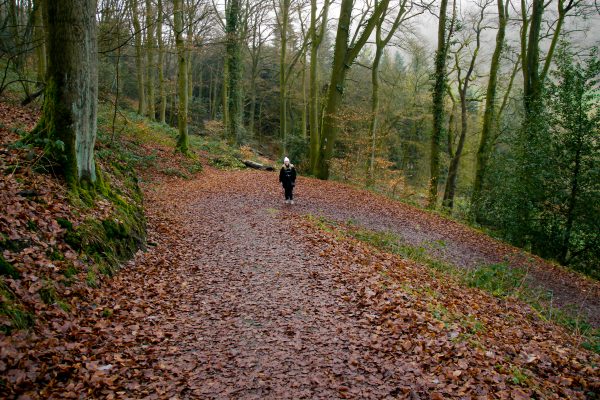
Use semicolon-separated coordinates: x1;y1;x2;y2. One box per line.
284;186;294;200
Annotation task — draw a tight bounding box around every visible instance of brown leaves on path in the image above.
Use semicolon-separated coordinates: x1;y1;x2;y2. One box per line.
2;164;599;398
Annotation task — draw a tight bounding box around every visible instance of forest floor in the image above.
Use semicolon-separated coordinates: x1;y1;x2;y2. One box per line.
1;100;599;398
17;167;596;399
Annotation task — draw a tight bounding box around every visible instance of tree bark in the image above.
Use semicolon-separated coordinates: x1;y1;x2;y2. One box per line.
367;46;382;186
222;53;229;136
174;0;189;153
35;0;98;187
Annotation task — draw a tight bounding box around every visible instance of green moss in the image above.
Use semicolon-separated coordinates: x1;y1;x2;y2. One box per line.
210;155;245;170
65;184;146;283
0;254;20;279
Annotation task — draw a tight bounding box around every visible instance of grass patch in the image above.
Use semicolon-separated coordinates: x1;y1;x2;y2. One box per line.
0;280;34;333
305;215;600;354
465;263;527;297
86;269;98;288
0;254;20;279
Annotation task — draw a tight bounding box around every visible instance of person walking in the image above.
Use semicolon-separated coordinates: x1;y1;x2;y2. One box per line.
279;157;297;204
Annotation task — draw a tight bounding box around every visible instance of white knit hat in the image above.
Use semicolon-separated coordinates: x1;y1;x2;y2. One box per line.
284;157;290;163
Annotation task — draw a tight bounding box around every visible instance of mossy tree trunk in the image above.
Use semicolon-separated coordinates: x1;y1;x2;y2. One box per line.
471;0;508;217
226;0;243;143
308;0;330;174
145;0;156;120
277;0;290;153
367;0;409;186
131;0;146;115
33;0;46;85
443;2;485;210
222;55;229;136
427;0;450;207
157;0;167;123
34;0;98;188
315;0;390;180
174;0;189;153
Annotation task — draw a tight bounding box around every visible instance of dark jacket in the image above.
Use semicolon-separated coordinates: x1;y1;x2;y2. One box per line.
279;164;297;188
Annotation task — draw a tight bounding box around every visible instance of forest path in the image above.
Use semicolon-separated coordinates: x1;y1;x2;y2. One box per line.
51;167;598;398
221;168;600;327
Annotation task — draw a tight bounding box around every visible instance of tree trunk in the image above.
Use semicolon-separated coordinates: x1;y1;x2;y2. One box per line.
157;0;166;123
33;0;46;85
222;56;229;136
132;0;146;115
308;0;329;174
442;91;467;209
211;70;218;119
301;52;308;140
471;0;507;216
561;133;582;264
174;0;188;153
279;0;290;153
35;0;98;187
226;0;243;143
367;0;407;185
248;62;257;136
145;0;156;120
187;3;194;103
367;47;382;186
443;1;482;210
523;0;543;116
428;0;450;207
316;0;390;179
